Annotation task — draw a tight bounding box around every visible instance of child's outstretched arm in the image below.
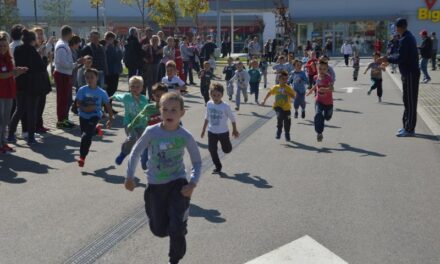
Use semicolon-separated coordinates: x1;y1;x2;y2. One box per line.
364;65;371;74
181;135;202;197
104;102;114;129
231;122;240;138
125;129;151;191
306;86;316;96
201;119;208;138
261;91;272;106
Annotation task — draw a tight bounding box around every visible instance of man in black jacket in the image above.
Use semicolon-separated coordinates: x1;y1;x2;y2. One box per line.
123;27;143;78
378;18;420;137
81;30;108;88
419;30;432;83
200;36;217;65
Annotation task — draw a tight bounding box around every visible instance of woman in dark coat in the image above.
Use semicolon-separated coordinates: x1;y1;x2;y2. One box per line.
9;29;48;144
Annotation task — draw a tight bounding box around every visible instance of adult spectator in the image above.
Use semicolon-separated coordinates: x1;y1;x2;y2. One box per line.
264;39;273;64
9;30;47;144
325;39;332;55
157;30;167;48
158;36;175;80
104;31;123;99
340;41;353;66
418;30;432;83
54;25;83;129
123;27;143;78
200;35;217;65
141;35;162;99
386;34;399;73
180;36;195;85
248;36;261;60
431;32;438;70
34;27;53;134
81;30;108;88
9;24;24;57
378;18;420;137
221;37;228;58
271;39;277;62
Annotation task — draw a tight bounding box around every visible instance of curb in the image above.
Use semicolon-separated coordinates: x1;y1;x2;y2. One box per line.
386;68;440;139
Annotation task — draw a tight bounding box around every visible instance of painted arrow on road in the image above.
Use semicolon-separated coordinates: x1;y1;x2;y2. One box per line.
244;235;348;264
339;87;361;93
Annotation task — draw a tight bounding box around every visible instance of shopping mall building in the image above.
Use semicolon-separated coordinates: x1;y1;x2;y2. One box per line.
290;0;440;55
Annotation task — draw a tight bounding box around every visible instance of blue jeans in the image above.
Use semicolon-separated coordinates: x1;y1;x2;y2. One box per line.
183;61;193;84
314;102;333;134
249;82;259;101
420;58;431;81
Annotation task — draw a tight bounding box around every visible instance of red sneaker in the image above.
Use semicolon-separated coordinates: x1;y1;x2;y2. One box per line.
2;144;14;153
78;157;85;167
96;124;104;137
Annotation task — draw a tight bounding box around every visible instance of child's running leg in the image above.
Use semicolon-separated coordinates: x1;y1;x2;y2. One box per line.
263;72;267;88
227;81;234;100
283;110;292;141
144;184;169;238
235;87;241;110
314;102;325;141
242;87;248;103
376;79;383;102
208;131;222;172
168;179;191;263
368;78;379;95
79;117;99;166
300;94;306;118
275;107;283;139
116;128;143;165
254;83;259;103
324;105;333;121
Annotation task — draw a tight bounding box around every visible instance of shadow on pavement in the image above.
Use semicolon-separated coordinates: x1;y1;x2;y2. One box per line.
0;155;54;184
81;165;146;188
335;108;363;114
297;120;342;129
414;133;439;142
218;172;273;189
381;101;404;106
184;93;202;99
284;142;386;157
238;111;271;119
30;134;80;162
184;99;203;104
189;204;226;223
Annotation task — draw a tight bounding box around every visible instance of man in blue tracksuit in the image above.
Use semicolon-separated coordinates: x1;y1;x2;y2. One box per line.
379;18;420;137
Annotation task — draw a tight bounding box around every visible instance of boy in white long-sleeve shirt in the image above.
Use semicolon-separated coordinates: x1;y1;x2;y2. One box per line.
229;61;250;111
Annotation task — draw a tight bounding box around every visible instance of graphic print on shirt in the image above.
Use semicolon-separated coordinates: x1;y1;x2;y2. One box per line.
150;136;186;180
82;93;100;115
275;87;288;106
208;107;223;127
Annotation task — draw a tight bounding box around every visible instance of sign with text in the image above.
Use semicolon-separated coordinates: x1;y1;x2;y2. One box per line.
418;0;440;22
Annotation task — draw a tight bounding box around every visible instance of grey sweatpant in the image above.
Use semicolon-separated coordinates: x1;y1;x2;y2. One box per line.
121;127;144;155
0;99;13;145
235;86;248;108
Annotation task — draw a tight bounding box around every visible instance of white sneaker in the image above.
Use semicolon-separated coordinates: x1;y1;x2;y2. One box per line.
22;132;42;139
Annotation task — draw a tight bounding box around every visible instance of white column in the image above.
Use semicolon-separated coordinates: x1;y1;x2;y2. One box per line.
231;10;234;54
216;0;221;48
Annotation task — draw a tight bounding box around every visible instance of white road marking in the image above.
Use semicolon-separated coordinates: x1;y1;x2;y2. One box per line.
244;235;348;264
339;87;361;93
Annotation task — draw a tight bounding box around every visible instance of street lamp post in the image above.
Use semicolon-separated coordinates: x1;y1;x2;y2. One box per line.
34;0;38;24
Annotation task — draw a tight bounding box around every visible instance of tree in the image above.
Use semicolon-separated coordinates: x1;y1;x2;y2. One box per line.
178;0;209;31
147;0;180;32
120;0;147;29
90;0;103;29
0;0;20;30
41;0;72;26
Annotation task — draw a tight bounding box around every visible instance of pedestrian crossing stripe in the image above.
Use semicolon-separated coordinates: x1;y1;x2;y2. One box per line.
244;235;348;264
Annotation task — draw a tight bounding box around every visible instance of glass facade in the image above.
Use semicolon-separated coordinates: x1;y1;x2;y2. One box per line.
295;20;391;56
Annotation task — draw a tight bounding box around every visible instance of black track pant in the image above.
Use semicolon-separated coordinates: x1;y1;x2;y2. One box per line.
401;72;420;133
208;131;232;170
144;179;190;263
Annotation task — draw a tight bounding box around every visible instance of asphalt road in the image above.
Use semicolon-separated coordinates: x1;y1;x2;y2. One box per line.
1;60;440;264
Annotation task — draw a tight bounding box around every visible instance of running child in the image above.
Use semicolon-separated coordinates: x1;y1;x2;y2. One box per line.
306;60;334;142
128;83;168;170
75;68;113;167
201;83;239;174
319;55;336;82
305;51;318;89
229;61;250;111
125;93;202;264
162;60;187;94
352;53;360;81
248;59;262;104
261;70;296;141
259;56;268;89
288;59;308;119
112;76;148;165
223;57;236;100
364;52;385;102
199;61;214;104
